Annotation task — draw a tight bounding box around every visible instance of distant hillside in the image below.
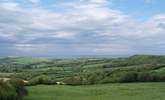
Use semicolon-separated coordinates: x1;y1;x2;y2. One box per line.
1;55;165;85
126;55;165;65
0;57;50;64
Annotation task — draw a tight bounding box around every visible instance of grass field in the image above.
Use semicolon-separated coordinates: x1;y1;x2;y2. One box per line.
24;83;165;100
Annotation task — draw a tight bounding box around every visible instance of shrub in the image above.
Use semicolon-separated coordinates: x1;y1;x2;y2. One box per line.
9;78;28;99
29;75;56;85
137;72;154;82
0;78;28;100
109;71;137;83
64;76;83;85
120;72;138;82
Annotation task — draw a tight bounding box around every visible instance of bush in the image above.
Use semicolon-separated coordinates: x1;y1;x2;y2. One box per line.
64;76;83;85
137;72;154;82
9;78;28;99
108;71;137;83
120;72;138;82
29;75;56;85
0;78;28;100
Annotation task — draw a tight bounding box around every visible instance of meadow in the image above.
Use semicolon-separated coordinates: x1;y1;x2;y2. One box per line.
1;55;165;100
24;83;165;100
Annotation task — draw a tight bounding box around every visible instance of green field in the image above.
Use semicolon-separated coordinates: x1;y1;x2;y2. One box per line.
2;55;165;100
24;83;165;100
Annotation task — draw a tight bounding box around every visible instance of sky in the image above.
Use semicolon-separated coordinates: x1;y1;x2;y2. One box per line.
0;0;165;57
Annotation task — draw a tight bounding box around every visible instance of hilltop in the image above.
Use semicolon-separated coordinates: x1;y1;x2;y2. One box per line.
0;55;165;85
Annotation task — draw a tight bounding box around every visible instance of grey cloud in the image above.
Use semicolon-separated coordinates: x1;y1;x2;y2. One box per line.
0;0;165;56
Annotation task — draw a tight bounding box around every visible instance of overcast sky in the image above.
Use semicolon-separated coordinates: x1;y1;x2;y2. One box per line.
0;0;165;57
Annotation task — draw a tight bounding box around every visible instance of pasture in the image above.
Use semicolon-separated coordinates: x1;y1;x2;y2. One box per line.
24;83;165;100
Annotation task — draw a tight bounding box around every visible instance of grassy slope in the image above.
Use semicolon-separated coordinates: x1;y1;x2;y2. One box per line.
0;57;50;64
24;83;165;100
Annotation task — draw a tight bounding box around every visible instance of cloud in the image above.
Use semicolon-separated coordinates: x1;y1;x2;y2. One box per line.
0;0;165;56
28;0;40;3
145;0;154;3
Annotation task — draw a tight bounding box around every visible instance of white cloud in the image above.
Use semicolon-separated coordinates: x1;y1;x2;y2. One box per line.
14;43;58;53
0;0;165;55
0;2;20;11
145;0;154;3
76;43;137;55
28;0;40;3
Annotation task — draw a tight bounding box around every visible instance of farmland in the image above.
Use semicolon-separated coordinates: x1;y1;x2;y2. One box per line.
24;83;165;100
1;55;165;100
